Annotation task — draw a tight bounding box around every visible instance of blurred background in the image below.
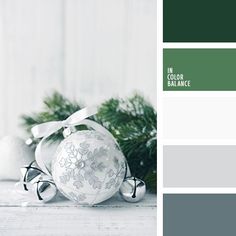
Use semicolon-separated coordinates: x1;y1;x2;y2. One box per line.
0;0;156;137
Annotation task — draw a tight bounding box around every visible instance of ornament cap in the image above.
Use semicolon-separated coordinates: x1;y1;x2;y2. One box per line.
63;126;76;138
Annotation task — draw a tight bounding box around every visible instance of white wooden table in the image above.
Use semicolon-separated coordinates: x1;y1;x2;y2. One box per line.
0;181;156;236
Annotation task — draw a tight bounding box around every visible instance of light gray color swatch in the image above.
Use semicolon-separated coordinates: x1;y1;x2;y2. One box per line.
164;194;236;236
164;145;236;187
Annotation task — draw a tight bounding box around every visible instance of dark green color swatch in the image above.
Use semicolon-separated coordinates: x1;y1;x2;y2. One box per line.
163;49;236;91
164;194;236;236
164;0;236;42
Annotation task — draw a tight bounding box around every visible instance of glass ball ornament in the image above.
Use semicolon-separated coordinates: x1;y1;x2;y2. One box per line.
51;130;126;205
119;177;146;203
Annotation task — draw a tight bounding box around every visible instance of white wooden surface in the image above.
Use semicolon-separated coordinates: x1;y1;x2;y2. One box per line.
0;181;156;236
0;0;156;137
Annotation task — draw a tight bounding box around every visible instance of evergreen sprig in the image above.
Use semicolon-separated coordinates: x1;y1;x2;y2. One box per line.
21;91;157;192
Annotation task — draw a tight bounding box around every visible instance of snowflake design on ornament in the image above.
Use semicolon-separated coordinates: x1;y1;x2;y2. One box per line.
78;141;90;155
59;169;74;184
84;171;102;189
105;161;126;190
65;142;79;158
107;169;115;177
81;147;109;189
87;148;107;172
58;142;82;185
105;178;116;189
58;142;109;190
59;142;80;169
73;172;84;189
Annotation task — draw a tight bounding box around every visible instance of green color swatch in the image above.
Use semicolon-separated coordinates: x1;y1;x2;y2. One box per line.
163;49;236;91
164;0;236;42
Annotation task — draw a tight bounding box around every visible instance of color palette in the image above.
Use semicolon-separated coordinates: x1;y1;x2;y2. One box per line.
162;1;236;235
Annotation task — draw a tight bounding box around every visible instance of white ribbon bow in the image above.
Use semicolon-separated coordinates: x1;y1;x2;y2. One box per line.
31;106;118;176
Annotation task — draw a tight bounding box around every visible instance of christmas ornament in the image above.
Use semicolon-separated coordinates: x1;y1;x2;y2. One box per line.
119;177;146;203
28;106;145;205
52;130;126;205
0;136;34;180
18;161;57;202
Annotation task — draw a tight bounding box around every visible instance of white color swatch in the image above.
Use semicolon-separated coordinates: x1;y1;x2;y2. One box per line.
164;97;236;139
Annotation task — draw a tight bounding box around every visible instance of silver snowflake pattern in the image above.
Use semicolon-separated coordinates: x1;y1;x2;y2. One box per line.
73;172;84;189
78;141;90;155
59;169;74;184
59;142;80;170
105;178;116;189
107;169;115;177
105;161;125;190
58;142;110;190
65;142;79;159
59;174;70;184
84;171;102;189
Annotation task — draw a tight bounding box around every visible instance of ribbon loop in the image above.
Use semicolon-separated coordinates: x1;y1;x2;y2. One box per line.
31;121;62;139
32;106;98;139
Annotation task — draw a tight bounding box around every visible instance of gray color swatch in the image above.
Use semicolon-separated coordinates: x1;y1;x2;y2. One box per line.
164;145;236;187
164;194;236;236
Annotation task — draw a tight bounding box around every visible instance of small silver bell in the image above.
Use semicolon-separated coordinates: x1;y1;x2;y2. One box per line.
119;177;146;203
20;161;44;191
34;177;57;202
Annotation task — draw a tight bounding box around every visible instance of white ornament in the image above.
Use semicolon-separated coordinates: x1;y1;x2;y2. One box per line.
0;136;34;180
51;130;126;205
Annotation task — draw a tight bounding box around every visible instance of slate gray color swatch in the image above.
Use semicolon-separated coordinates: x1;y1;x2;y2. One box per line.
164;194;236;236
164;145;236;187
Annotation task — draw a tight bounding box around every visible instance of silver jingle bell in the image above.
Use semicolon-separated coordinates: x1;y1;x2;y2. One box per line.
20;161;44;191
34;176;58;202
20;161;57;203
119;176;146;203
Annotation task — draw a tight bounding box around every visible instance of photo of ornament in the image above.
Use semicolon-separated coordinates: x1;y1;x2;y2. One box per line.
21;92;157;194
21;107;148;205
